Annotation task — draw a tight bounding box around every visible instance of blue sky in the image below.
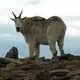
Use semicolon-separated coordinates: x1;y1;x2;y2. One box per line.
0;0;80;58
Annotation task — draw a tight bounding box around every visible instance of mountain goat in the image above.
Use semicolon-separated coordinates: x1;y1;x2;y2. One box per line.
10;11;66;61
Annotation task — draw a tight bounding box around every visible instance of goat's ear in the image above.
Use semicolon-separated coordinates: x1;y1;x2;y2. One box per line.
9;17;15;21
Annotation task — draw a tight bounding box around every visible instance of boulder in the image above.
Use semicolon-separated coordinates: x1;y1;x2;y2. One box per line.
5;47;18;59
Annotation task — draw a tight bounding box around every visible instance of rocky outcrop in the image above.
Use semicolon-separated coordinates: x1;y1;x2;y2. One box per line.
0;54;80;80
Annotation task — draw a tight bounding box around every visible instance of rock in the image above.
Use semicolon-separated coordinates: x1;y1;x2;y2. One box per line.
35;71;50;80
58;53;74;60
5;47;18;59
70;75;80;80
50;69;69;76
0;58;22;64
0;54;80;79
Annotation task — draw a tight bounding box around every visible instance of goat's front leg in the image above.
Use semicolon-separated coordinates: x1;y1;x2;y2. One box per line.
34;43;40;58
29;42;40;58
29;43;34;58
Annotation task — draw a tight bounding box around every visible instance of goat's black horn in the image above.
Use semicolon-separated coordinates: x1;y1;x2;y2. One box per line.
12;11;17;18
19;10;23;18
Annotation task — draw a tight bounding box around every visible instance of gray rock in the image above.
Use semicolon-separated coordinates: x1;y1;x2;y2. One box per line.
5;47;18;59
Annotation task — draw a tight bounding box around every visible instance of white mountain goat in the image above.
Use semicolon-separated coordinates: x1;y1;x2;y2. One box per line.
10;11;66;61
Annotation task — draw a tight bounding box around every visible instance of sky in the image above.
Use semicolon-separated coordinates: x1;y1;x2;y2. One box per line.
0;0;80;36
0;0;80;58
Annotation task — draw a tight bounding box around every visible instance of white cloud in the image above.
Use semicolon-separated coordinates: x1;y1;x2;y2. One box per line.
0;0;80;16
66;26;80;37
0;0;80;18
0;33;25;42
0;16;11;23
17;0;43;5
0;0;18;8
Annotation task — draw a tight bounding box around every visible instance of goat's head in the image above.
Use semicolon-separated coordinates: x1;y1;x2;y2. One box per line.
10;10;24;32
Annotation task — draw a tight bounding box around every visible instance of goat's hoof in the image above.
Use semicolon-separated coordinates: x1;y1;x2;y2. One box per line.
51;57;57;63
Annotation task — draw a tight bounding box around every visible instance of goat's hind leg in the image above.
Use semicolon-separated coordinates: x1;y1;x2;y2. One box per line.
57;38;67;62
48;40;57;63
57;38;65;57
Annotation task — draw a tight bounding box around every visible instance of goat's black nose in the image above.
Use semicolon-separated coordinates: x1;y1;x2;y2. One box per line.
16;27;20;32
